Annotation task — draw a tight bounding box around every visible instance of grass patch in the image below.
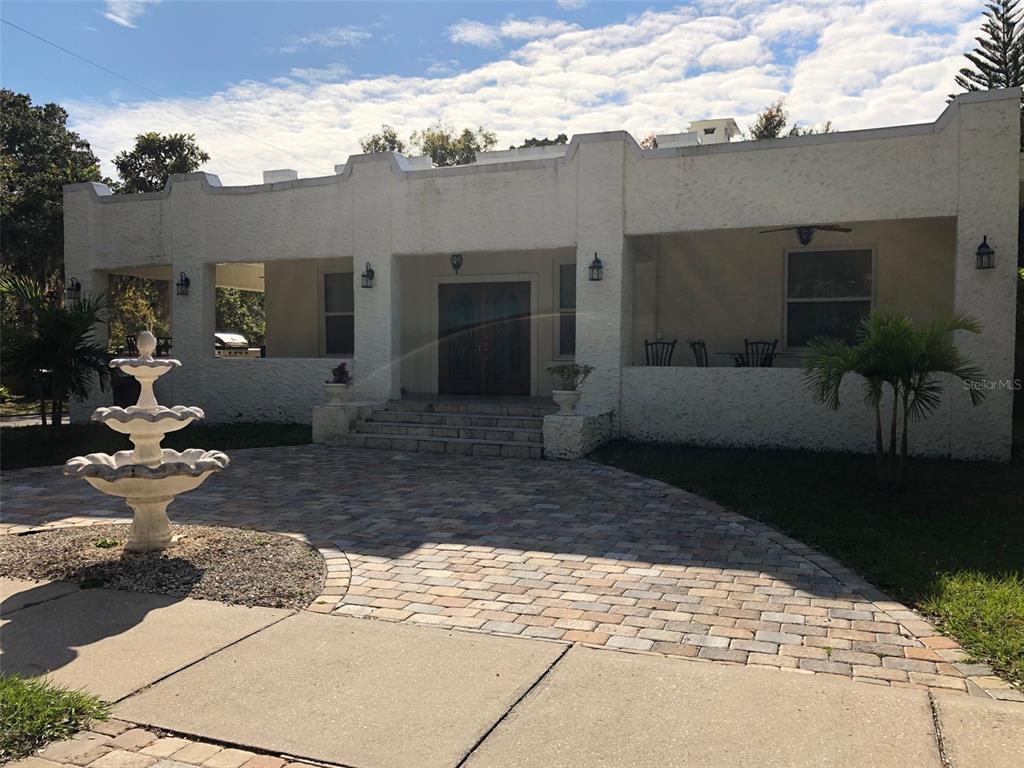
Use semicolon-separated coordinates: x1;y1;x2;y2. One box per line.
0;422;312;470
593;441;1024;685
921;572;1024;686
0;674;109;761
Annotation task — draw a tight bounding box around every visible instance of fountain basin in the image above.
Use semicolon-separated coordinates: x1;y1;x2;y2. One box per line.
64;449;229;552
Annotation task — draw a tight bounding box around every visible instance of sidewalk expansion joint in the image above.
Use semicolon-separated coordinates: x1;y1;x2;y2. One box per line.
928;691;953;768
112;609;296;704
454;642;571;768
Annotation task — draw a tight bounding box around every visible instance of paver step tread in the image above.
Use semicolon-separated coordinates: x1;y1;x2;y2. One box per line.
358;420;543;443
334;432;544;459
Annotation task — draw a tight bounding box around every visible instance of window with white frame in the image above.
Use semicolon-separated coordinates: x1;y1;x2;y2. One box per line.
556;263;576;357
323;272;354;355
786;249;872;347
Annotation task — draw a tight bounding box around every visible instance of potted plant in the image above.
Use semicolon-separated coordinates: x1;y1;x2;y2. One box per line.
547;363;594;415
324;362;353;405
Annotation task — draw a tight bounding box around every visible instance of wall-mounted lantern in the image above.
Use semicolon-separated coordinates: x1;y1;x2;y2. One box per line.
975;236;995;270
361;262;375;288
588;252;603;281
65;277;82;302
176;271;191;296
450;253;463;275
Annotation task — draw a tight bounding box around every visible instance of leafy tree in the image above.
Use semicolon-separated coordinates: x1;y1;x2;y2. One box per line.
803;312;985;489
0;274;110;438
359;124;407;154
215;287;265;345
749;99;835;139
749;99;790;139
410;124;498;166
111;132;210;194
639;134;659;149
954;0;1023;148
515;134;568;149
107;275;169;351
0;90;102;282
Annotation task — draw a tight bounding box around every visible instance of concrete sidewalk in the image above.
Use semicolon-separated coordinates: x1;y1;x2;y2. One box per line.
2;579;1021;768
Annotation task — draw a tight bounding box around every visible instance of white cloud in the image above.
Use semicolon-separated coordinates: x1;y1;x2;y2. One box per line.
447;20;501;48
70;1;988;185
103;0;157;28
449;16;581;47
282;26;370;53
278;63;351;84
557;0;587;9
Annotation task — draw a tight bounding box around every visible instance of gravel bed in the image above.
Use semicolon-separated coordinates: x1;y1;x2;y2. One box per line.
0;524;325;610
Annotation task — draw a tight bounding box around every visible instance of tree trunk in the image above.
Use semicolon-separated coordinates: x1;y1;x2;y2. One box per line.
873;400;886;487
36;376;47;427
886;384;899;490
48;379;62;441
898;389;911;488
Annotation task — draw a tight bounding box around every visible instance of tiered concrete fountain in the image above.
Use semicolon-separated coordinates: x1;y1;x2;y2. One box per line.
64;331;229;552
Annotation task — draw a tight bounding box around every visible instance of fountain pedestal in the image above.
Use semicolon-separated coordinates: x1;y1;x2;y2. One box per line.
64;332;229;552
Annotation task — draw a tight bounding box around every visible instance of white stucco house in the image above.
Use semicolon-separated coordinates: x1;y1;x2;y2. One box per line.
64;89;1021;461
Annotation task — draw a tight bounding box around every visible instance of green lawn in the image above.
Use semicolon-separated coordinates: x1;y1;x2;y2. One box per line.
0;674;109;761
593;441;1024;686
0;422;312;471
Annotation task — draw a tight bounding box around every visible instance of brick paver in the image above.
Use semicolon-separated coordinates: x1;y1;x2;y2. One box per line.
2;445;1018;701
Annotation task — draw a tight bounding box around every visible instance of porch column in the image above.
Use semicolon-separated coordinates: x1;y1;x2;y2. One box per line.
951;90;1020;461
573;136;631;416
63;183;110;422
166;175;215;407
351;160;401;400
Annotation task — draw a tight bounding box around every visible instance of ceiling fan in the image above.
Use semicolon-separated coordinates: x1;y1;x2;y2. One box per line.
759;224;852;246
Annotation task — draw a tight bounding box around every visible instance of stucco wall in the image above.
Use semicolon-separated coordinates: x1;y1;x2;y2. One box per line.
620;367;959;457
634;218;956;365
398;249;575;396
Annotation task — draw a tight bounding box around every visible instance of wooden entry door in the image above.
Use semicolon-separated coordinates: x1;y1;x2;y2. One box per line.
439;282;531;396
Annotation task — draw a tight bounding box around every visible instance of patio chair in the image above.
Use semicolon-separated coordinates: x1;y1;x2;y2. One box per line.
687;339;709;367
739;338;778;368
645;339;677;366
124;335;139;357
155;336;173;357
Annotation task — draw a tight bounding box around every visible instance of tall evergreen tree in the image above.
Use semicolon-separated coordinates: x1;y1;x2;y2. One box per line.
955;0;1023;92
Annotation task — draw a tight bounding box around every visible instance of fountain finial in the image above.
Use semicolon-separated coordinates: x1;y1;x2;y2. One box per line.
137;330;157;360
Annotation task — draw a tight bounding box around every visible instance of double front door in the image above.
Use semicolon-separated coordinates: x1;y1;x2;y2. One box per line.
439;281;531;396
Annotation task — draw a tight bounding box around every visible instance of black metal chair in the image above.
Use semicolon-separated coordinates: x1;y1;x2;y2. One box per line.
733;338;777;368
156;336;173;357
645;339;677;366
687;339;709;367
123;335;138;356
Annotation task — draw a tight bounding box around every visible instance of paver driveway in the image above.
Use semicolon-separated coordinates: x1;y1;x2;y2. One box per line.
1;445;1009;699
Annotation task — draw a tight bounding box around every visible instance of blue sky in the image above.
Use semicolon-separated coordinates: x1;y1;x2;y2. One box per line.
1;1;987;183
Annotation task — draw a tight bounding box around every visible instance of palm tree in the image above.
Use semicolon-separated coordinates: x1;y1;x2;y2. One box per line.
803;312;986;489
1;275;110;438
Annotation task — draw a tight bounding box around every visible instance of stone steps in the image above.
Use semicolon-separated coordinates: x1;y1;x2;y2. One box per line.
334;433;543;459
357;419;543;444
332;398;553;459
385;399;555;418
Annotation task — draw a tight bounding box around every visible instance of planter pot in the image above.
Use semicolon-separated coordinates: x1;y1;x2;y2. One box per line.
551;389;581;415
324;383;353;406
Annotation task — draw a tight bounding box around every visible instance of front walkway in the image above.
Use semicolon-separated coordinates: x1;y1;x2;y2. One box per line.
0;445;1012;700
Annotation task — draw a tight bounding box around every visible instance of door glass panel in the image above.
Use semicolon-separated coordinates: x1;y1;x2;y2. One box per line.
559;313;576;356
324;273;354;313
787;250;871;298
325;314;354;354
787;300;870;347
559;264;576;309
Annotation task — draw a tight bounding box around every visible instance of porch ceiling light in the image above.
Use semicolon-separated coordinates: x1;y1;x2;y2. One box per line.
65;277;82;302
176;271;191;296
588;252;603;281
975;236;995;270
450;253;463;275
361;262;375;288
